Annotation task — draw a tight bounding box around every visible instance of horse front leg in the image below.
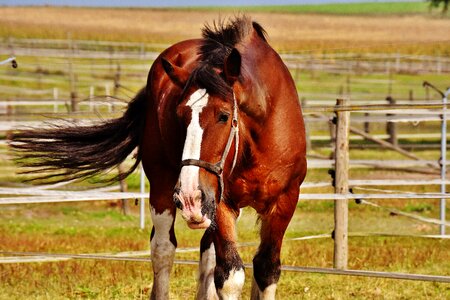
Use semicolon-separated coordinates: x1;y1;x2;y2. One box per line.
197;229;218;300
251;190;298;300
212;202;245;300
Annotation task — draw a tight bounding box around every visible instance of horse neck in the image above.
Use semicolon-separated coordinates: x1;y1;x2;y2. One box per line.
238;33;300;122
235;34;304;158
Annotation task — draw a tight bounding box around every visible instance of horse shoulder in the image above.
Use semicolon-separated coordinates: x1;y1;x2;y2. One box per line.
143;39;202;167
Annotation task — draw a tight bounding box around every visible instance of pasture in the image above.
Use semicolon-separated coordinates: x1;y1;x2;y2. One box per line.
1;4;450;300
1;5;450;53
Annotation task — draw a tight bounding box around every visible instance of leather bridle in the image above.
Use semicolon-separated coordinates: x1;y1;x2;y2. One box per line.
180;94;239;202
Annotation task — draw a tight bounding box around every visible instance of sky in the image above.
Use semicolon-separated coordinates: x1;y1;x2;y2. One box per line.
0;0;420;7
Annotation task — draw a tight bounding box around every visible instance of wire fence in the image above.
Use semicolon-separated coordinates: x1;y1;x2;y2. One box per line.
1;231;449;283
1;38;449;286
3;37;450;74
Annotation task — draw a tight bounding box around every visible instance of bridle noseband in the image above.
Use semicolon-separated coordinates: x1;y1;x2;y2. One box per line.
180;94;239;202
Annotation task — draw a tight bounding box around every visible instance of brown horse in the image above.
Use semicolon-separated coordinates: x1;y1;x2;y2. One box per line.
11;17;306;299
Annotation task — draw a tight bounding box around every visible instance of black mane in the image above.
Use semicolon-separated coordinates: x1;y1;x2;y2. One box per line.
201;16;267;66
183;16;267;98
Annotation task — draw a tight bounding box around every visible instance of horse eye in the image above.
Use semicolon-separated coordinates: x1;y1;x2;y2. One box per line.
218;113;230;123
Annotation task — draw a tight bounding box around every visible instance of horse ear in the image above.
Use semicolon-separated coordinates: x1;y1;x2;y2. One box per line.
224;48;241;85
161;58;189;88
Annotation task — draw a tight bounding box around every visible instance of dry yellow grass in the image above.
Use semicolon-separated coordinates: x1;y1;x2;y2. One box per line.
1;6;450;54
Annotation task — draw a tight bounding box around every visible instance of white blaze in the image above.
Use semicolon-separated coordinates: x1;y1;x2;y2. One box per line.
180;89;209;194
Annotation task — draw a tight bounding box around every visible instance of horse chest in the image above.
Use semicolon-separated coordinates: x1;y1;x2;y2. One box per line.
231;169;285;211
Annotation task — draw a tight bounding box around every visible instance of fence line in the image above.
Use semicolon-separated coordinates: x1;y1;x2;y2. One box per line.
4;37;449;62
2;190;450;203
1;232;448;264
1;250;449;283
4;99;450;113
0;56;16;66
0;235;331;263
1;232;447;264
1;56;449;283
358;199;450;227
303;179;450;188
4;37;450;74
308;159;442;169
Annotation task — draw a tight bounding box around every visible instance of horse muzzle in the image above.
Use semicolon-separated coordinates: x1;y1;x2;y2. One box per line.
173;188;212;229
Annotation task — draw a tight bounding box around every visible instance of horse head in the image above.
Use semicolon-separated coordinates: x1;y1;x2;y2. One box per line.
162;48;242;229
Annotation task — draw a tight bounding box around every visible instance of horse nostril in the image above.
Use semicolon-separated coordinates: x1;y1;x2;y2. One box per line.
175;198;183;209
173;192;183;210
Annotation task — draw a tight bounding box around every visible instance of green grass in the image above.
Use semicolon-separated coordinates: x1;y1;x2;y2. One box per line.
189;1;432;16
1;144;449;299
1;135;449;298
0;199;449;299
4;54;449;103
1;6;450;297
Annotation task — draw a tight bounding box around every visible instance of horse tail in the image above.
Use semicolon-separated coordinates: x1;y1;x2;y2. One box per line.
9;88;148;182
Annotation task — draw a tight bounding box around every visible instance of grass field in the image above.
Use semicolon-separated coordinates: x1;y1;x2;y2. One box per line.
1;3;450;299
0;141;449;299
196;1;432;15
1;5;450;54
2;54;449;103
1;192;449;299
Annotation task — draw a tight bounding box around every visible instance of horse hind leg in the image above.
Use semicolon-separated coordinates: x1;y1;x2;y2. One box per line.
150;207;176;300
251;191;298;300
145;162;179;299
196;230;218;300
250;237;280;300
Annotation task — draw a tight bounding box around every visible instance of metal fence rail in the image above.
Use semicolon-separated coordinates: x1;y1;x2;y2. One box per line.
1;250;449;283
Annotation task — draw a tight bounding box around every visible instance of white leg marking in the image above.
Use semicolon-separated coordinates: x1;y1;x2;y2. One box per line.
150;208;176;300
261;284;277;299
179;89;209;194
251;277;277;300
196;243;218;300
218;268;245;300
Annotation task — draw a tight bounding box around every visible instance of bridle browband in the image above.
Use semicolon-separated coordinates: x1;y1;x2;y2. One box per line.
180;93;239;202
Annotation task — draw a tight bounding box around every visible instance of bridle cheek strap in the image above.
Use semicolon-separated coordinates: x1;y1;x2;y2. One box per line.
180;94;239;201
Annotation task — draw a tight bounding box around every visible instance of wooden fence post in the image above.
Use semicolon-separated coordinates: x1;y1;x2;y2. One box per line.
89;86;94;112
440;88;449;235
112;63;121;112
53;87;58;113
364;113;370;133
118;163;129;216
67;34;78;113
386;96;398;147
334;98;349;270
105;84;112;113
